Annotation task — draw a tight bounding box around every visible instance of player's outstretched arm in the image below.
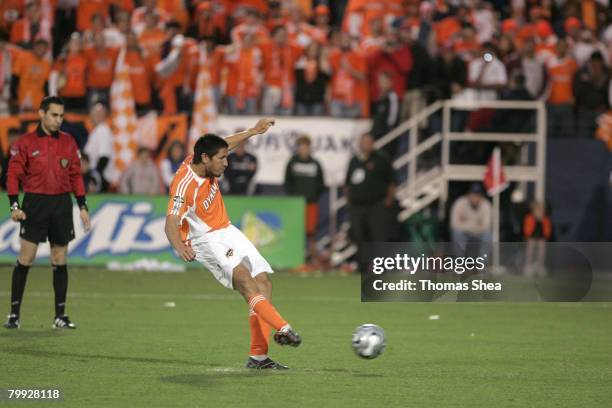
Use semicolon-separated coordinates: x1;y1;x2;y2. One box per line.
224;118;275;151
164;214;196;262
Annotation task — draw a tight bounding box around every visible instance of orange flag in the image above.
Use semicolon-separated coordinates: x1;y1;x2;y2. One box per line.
188;43;218;149
109;48;139;184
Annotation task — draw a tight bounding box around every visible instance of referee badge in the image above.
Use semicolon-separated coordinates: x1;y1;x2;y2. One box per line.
60;158;69;168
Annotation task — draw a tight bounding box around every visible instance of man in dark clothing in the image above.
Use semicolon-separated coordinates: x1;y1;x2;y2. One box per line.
574;51;610;138
225;142;258;195
399;24;431;123
284;135;325;265
4;96;90;330
371;72;400;155
345;133;397;272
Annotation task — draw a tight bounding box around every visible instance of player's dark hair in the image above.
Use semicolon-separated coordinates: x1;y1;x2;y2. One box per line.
40;96;65;112
193;134;228;164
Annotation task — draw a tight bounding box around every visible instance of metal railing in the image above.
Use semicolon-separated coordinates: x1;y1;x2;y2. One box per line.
322;99;547;266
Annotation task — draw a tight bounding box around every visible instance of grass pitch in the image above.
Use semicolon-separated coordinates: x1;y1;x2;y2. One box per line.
1;267;611;407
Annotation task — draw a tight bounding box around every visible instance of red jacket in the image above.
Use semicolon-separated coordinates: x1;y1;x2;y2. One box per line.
366;46;413;101
7;126;85;198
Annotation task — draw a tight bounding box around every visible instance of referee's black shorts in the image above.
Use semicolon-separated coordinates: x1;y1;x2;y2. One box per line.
20;193;75;246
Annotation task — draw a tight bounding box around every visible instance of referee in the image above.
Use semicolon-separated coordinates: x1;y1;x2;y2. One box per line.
4;96;90;329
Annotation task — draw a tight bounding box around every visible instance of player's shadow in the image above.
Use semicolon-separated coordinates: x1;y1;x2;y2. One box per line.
11;348;207;367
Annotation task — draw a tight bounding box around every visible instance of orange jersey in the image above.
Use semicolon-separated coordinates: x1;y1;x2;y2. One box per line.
55;53;88;98
85;47;118;88
328;49;368;105
77;0;109;32
261;42;303;87
13;51;51;109
138;27;166;60
547;57;578;104
167;156;231;241
125;50;151;105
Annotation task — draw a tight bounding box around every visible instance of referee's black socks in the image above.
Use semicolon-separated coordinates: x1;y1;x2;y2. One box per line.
52;265;68;317
10;261;30;316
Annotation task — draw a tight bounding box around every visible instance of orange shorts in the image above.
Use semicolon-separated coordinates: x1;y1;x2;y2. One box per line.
305;203;319;236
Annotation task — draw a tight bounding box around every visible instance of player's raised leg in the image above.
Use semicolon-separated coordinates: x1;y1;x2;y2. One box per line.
4;239;38;329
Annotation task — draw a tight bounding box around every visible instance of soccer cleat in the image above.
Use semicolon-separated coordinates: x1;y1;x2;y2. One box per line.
273;326;302;347
245;357;289;370
3;314;20;329
53;315;76;329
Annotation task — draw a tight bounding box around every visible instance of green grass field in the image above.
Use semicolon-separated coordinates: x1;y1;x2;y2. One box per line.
1;267;611;407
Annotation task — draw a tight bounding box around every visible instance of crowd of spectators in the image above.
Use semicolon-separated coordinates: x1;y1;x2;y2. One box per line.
0;0;610;141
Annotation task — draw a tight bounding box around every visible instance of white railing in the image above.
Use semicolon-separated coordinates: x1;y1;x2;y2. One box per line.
322;99;547;266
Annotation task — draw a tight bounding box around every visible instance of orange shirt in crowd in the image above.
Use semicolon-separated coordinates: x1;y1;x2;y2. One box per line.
77;0;110;32
434;16;462;47
343;0;403;37
454;39;480;58
138;27;166;61
261;42;303;87
10;18;50;45
328;48;368;114
515;24;536;50
13;51;51;110
209;46;225;87
85;47;118;89
223;45;262;101
547;56;578;104
125;49;151;105
582;0;597;31
54;53;88;98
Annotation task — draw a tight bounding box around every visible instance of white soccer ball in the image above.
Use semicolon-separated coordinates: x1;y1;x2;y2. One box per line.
351;324;386;359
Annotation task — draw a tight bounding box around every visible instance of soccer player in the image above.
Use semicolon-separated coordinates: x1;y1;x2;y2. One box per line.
164;118;301;370
4;96;91;330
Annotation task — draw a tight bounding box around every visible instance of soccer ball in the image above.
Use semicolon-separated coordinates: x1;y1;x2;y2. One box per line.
351;324;386;359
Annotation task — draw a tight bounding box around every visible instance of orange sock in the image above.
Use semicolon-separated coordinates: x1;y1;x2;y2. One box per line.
247;294;287;331
248;312;269;356
258;315;271;347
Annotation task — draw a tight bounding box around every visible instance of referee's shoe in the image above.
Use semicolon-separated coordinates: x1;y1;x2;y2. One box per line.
3;314;20;329
53;315;76;329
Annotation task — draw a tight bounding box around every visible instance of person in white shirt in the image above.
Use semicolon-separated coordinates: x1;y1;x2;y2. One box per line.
467;43;508;101
84;103;113;190
450;183;492;257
